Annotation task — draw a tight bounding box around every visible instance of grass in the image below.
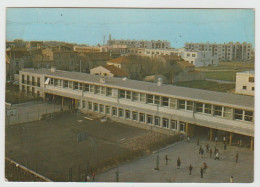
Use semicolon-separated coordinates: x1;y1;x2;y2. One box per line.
205;71;236;81
175;80;235;92
197;61;254;71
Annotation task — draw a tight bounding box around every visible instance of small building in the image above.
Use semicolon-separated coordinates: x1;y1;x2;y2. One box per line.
235;70;255;96
90;65;128;77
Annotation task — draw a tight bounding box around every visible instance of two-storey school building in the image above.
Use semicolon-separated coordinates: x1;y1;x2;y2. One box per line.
19;68;254;150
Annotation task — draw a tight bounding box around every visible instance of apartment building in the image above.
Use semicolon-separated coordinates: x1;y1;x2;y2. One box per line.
235;70;255;96
19;68;254;150
185;42;253;62
107;35;170;49
144;48;219;67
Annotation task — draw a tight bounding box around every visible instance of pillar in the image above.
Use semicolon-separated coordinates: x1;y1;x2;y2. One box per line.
62;96;64;107
186;123;189;136
229;132;233;146
52;94;55;100
250;137;254;151
209;128;213;141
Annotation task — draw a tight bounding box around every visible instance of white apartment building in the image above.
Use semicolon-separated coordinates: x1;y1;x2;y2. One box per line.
107;36;170;49
235;70;255;96
144;48;219;67
19;68;254;150
185;42;253;62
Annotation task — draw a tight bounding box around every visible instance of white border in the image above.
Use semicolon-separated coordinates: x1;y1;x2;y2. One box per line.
0;1;259;187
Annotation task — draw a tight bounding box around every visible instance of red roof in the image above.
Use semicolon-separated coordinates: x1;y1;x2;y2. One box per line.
103;65;128;77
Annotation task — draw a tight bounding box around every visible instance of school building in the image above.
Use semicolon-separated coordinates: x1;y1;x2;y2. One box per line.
19;67;254;150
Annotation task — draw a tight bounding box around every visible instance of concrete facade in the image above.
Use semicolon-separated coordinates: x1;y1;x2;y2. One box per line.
235;70;255;96
185;42;253;62
19;68;254;149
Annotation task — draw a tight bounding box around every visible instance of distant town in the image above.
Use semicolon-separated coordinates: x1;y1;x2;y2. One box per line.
5;35;255;182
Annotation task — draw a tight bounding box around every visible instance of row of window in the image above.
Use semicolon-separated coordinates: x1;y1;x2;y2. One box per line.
84;101;186;132
22;75;41;87
44;77;254;123
242;85;254;91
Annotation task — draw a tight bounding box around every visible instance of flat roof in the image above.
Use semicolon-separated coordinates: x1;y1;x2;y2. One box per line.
21;68;254;109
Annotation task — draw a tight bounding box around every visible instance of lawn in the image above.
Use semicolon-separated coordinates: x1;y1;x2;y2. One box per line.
205;71;236;81
175;80;235;92
197;61;254;71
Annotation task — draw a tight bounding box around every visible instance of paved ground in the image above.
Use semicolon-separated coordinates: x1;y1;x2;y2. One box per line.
5;101;62;125
95;136;254;183
5;112;173;182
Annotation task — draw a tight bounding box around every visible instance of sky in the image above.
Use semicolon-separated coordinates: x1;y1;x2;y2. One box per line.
6;8;255;48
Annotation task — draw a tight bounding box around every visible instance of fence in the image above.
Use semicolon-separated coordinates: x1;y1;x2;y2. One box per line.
6;101;65;125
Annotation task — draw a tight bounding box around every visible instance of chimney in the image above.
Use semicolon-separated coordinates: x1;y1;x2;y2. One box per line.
51;66;56;72
157;77;163;86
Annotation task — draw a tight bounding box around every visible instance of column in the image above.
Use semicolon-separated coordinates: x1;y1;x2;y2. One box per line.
186;123;189;136
176;120;180;132
250;137;254;151
229;132;233;146
209;128;213;141
62;96;64;108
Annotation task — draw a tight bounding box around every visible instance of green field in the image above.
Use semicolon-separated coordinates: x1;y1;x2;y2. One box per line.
175;80;235;92
197;61;254;71
205;71;236;81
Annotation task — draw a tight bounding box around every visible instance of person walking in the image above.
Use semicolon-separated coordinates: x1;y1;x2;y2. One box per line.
209;148;212;158
92;171;95;181
230;176;234;183
187;136;190;143
214;146;217;155
215;152;219;160
200;167;203;178
223;136;226;144
201;148;204;158
236;153;239;163
215;136;218;145
224;143;227;150
203;162;208;173
177;157;181;169
165;154;169;165
199;146;202;155
206;144;209;153
189;164;193;175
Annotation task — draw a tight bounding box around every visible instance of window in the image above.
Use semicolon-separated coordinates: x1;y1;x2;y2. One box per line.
119;108;124;117
95;86;101;94
186;101;193;111
64;80;68;88
140;93;146;102
112;107;117;116
82;101;87;108
94;103;98;112
132;112;138;121
139;113;145;123
192;54;196;57
163;118;169;128
125;110;130;119
105;106;110;114
244;110;253;122
106;87;112;96
248;77;254;82
162;97;169;107
147;94;153;104
171;120;177;130
126;91;131;99
178;100;186;110
187;53;190;57
154;116;160;126
101;87;105;95
204;104;212;114
179;121;186;132
223;107;232;118
119;90;126;98
214;105;222;116
196;102;203;113
243;86;247;90
252;87;254;91
84;84;89;92
88;102;92;110
132;92;139;101
90;85;94;93
147;115;153;124
74;82;79;89
234;109;243;120
154;96;160;105
68;81;73;89
79;83;83;90
99;104;104;113
169;98;177;108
